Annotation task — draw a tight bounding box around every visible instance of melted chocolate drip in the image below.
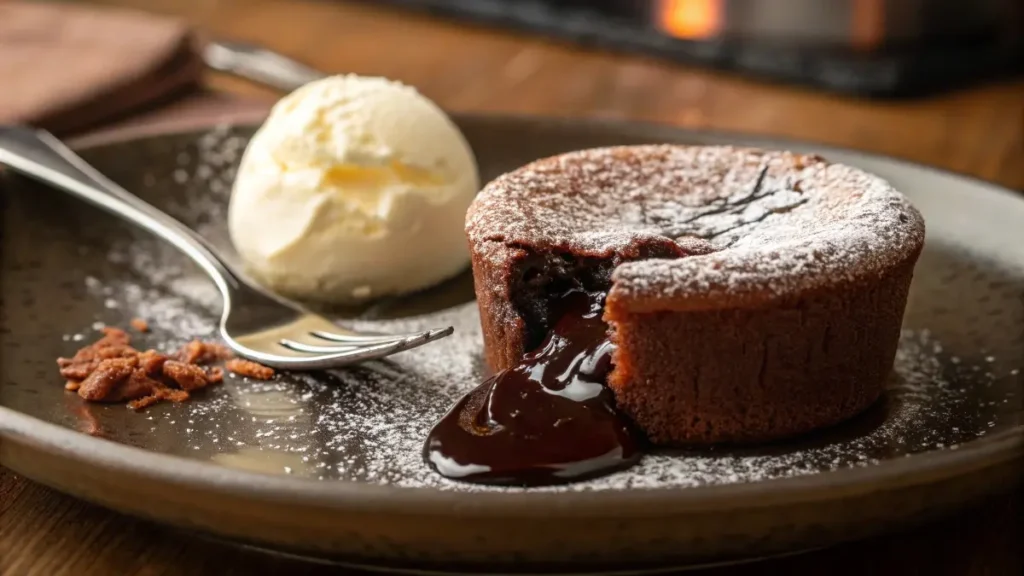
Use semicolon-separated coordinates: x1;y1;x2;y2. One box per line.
423;290;641;486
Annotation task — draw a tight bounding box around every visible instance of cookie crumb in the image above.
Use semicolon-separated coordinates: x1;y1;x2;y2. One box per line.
163;360;214;392
207;366;224;384
57;326;230;410
178;340;233;364
226;358;274;380
128;395;162;411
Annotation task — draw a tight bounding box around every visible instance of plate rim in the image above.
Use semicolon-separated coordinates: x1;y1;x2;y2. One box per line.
2;114;1022;518
2;406;1021;516
67;111;1023;196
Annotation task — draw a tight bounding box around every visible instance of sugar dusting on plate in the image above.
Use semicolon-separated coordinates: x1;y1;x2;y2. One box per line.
63;126;1018;493
78;259;1004;492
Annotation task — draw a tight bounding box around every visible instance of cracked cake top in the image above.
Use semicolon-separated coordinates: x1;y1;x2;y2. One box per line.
466;145;925;312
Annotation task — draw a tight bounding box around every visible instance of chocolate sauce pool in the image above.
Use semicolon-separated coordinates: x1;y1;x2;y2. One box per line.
423;290;642;486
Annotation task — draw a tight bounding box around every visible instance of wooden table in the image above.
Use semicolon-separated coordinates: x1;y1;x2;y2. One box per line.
2;1;1022;574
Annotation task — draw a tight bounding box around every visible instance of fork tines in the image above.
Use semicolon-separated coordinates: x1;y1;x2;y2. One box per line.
278;328;454;356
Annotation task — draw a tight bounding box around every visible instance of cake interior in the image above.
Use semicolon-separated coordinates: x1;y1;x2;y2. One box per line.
509;244;685;351
510;250;616;350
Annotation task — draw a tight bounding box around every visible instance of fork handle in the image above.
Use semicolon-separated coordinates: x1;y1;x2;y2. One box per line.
202;40;324;93
0;126;238;299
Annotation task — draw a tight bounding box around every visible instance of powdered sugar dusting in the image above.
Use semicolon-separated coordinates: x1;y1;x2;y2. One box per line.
68;262;1010;491
14;127;1014;495
467;145;925;309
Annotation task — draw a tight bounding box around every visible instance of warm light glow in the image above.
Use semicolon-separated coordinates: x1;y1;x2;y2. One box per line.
656;0;723;41
851;0;885;50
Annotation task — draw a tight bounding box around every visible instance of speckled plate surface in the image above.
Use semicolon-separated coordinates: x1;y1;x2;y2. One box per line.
1;115;1022;573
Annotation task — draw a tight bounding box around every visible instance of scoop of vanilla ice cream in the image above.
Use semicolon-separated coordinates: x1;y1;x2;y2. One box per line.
228;74;480;303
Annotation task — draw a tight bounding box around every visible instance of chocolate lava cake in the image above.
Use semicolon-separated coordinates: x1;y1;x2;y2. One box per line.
465;145;926;445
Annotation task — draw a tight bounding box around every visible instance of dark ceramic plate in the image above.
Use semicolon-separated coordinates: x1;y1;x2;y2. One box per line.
1;115;1022;574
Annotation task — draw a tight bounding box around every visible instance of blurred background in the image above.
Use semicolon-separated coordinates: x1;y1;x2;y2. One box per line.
78;0;1024;96
2;0;1019;190
1;1;1023;575
364;0;1024;97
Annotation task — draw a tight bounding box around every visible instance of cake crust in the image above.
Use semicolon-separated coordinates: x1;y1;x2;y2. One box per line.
466;145;925;444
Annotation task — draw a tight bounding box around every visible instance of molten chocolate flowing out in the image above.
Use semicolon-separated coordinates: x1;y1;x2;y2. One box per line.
423;290;642;486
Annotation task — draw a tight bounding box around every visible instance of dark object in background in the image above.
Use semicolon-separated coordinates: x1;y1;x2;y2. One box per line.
0;2;202;135
362;0;1022;98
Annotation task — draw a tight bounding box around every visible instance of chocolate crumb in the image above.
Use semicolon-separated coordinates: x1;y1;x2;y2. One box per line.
162;360;213;392
162;389;190;403
138;349;168;375
128;387;190;411
76;357;137;401
178;340;233;364
206;366;224;384
226;358;274;380
114;369;167;402
127;395;162;411
57;325;231;410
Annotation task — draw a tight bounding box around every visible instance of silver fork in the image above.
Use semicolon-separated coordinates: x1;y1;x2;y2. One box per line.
202;39;325;91
0;126;454;370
